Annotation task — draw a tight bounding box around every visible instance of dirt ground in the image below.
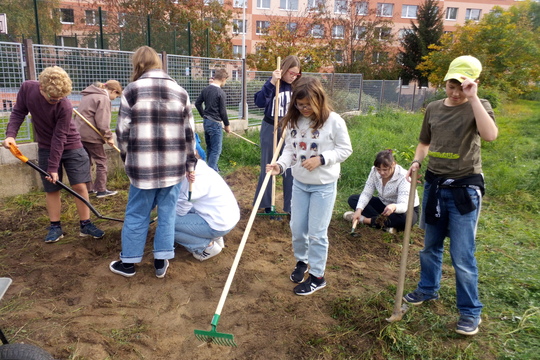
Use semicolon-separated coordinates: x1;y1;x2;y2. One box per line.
0;166;425;360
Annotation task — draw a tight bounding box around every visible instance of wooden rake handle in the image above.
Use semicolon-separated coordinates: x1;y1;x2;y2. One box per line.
213;132;286;317
73;109;121;153
387;169;419;322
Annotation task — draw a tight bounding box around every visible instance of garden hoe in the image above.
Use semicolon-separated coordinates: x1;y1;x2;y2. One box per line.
386;169;419;322
257;56;288;219
73;109;121;153
8;144;124;223
194;132;286;347
227;130;260;147
350;219;359;237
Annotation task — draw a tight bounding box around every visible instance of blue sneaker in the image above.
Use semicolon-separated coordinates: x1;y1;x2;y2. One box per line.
456;316;482;335
403;290;439;305
44;226;64;243
80;222;105;239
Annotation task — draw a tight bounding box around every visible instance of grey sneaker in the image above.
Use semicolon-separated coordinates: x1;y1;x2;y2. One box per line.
290;261;309;283
80;222;105;239
343;211;354;222
456;316;482;335
155;259;170;278
96;190;118;198
403;290;439;305
44;226;64;243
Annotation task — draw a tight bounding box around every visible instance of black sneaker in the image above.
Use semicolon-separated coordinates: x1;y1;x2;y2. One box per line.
80;222;105;239
294;274;326;296
290;261;309;283
109;261;136;277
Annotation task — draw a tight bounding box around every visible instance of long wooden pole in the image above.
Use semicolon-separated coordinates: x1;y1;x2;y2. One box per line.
73;109;121;153
272;56;281;211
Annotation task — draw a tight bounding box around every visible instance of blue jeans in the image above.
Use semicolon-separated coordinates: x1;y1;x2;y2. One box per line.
120;183;181;263
203;119;223;171
416;181;483;318
290;179;337;278
174;211;232;254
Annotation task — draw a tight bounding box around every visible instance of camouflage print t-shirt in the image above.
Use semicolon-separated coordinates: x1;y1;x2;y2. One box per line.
419;98;495;178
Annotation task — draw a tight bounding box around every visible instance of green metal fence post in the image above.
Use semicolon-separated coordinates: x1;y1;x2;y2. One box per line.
33;0;41;44
98;7;104;49
187;22;191;56
147;15;151;47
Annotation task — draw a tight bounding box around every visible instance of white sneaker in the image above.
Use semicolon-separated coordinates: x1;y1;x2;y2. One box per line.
343;211;354;222
385;227;396;234
193;242;222;261
214;237;225;248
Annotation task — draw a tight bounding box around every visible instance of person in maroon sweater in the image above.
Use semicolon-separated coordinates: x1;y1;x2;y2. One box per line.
2;66;105;243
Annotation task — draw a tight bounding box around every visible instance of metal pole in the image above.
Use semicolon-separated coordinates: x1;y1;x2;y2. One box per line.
241;0;246;59
147;15;151;47
206;28;210;57
33;0;41;44
98;7;104;49
411;82;416;112
187;22;192;56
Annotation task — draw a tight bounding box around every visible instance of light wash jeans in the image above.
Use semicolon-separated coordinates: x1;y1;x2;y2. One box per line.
120;183;181;263
203;119;223;172
416;181;483;318
290;179;337;278
174;211;232;254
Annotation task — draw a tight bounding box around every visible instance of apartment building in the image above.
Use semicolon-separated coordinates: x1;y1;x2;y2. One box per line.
53;0;516;56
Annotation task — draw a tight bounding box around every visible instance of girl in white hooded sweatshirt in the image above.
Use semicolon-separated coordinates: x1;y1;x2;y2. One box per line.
267;76;352;296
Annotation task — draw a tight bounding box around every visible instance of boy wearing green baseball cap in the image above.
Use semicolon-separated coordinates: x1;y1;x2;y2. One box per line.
403;55;498;335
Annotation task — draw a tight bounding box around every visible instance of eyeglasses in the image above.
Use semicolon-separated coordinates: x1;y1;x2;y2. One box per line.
288;70;301;78
295;103;312;111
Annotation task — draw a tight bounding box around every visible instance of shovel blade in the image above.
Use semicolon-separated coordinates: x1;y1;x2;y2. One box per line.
194;329;237;347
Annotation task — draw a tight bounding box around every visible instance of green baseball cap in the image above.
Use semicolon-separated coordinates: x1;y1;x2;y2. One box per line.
443;55;482;82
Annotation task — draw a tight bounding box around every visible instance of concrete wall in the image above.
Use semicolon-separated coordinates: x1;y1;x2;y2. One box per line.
0;119;248;199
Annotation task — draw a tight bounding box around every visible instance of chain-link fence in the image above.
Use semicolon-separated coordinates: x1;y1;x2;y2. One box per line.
0;42;30;141
1;41;434;142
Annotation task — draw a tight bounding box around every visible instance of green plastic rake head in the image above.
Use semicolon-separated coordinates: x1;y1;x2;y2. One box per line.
255;205;289;218
194;314;237;347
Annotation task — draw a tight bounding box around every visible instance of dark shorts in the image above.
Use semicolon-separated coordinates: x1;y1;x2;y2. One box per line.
38;147;91;192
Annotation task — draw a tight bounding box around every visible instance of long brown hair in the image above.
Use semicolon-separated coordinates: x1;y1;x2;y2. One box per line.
281;55;302;80
131;46;162;81
281;76;332;131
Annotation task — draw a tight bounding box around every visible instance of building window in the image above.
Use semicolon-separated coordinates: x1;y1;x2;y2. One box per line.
308;0;325;12
465;8;481;21
332;25;345;38
446;7;458;20
287;22;297;32
280;0;299;11
353;50;364;61
372;51;388;63
233;19;247;34
85;10;97;25
401;5;417;18
257;0;271;9
353;26;366;40
335;0;348;14
256;21;270;35
204;0;224;4
118;13;126;27
398;28;413;39
310;24;324;38
233;45;247;57
335;50;344;63
234;0;247;8
59;8;74;24
376;3;394;17
356;1;369;15
57;36;77;47
375;27;391;40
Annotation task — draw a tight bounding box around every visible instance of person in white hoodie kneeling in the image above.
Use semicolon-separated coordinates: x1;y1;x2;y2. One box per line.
174;159;240;261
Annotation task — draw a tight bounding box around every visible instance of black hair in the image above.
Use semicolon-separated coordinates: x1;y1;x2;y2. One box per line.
374;150;395;168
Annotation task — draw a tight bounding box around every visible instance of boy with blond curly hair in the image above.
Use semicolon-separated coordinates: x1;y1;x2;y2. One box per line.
3;66;105;243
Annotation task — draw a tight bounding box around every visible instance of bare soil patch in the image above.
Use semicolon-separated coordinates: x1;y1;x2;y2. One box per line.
0;166;425;359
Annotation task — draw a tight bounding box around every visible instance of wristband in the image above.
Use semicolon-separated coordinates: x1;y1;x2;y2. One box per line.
319;154;326;165
411;160;422;168
278;164;284;175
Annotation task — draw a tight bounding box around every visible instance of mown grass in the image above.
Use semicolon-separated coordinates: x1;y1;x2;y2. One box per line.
219;100;540;359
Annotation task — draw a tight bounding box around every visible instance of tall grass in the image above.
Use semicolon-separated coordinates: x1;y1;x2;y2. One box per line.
220;100;540;359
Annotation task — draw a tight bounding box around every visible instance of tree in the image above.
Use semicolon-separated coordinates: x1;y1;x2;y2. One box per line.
419;1;540;97
399;0;443;87
96;0;233;57
0;0;61;43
